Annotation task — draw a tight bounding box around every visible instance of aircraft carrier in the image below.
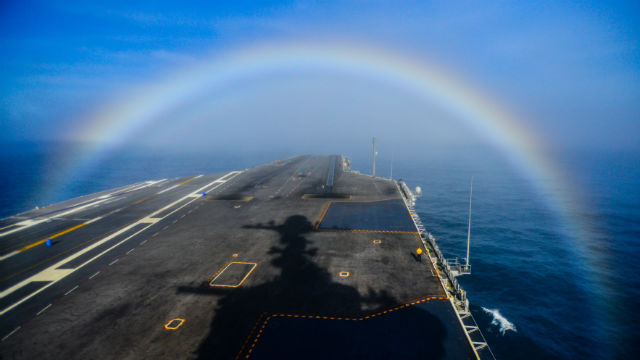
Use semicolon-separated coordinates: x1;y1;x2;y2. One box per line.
0;155;493;359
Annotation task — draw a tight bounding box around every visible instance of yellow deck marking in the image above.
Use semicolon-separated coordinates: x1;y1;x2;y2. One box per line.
0;172;242;316
0;227;119;283
313;201;332;230
240;295;448;359
18;222;89;252
131;194;157;205
163;318;185;331
209;262;258;288
178;177;196;186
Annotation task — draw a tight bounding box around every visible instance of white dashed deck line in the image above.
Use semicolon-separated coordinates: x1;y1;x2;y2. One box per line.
64;285;79;296
2;327;20;341
36;304;52;316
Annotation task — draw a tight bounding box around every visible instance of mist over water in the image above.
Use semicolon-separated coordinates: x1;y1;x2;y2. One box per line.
1;141;638;359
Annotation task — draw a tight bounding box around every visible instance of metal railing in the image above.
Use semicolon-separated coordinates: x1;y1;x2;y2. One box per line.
446;257;471;276
395;180;495;360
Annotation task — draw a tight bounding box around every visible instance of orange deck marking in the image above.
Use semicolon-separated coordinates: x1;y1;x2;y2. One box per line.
313;201;332;230
19;222;89;252
178;177;196;186
239;295;448;359
163;318;185;331
209;261;258;288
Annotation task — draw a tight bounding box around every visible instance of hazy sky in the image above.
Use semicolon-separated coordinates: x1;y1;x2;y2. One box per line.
1;1;639;154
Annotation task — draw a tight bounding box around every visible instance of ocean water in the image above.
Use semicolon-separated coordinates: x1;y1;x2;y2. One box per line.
391;149;640;359
1;142;638;359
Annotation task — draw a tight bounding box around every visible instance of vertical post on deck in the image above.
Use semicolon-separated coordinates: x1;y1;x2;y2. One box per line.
372;137;376;177
466;177;473;269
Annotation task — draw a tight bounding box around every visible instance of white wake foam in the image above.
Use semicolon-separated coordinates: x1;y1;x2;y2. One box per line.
482;307;517;335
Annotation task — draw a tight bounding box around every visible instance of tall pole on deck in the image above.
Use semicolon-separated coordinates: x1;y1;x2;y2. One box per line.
372;137;376;177
390;151;393;180
466;177;473;269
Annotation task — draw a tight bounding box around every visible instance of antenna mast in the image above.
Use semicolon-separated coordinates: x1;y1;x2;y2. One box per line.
372;137;376;177
390;150;393;179
466;177;473;269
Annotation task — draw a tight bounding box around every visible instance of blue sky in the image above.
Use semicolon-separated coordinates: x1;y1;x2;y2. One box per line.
1;1;639;152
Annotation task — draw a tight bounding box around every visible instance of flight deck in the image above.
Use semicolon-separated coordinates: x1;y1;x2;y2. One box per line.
0;155;483;359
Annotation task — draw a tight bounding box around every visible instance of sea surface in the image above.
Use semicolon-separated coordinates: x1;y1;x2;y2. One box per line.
1;141;638;359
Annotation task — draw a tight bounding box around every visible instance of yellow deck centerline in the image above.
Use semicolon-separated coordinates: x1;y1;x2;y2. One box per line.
18;222;89;252
131;194;157;205
0;172;242;316
178;177;196;186
0;228;121;283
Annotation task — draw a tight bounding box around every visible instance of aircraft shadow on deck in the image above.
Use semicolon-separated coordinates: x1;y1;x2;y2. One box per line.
177;215;448;359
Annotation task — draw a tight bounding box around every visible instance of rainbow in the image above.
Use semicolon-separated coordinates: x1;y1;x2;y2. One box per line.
68;42;581;216
56;41;604;334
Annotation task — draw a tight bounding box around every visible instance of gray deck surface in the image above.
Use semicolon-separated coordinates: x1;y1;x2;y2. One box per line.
0;155;475;359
